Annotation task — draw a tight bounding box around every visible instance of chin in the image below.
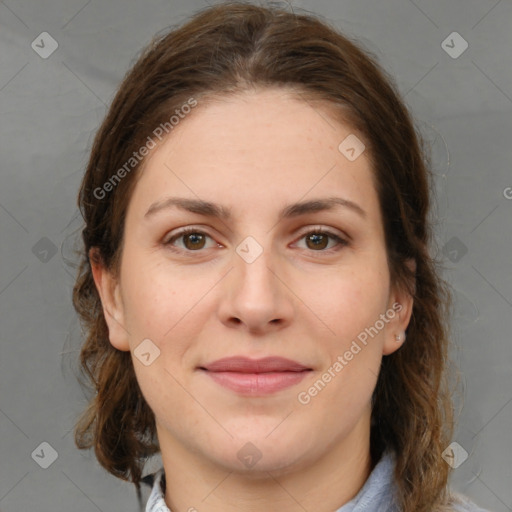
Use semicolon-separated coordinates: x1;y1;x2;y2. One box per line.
212;447;310;478
206;423;316;475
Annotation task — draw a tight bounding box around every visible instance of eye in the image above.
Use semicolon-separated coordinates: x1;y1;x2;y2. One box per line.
164;227;217;252
163;226;348;254
294;228;348;253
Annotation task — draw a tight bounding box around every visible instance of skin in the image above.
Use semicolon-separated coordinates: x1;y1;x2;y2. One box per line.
91;88;414;512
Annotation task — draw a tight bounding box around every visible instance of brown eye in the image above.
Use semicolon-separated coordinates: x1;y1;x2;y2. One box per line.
165;228;215;252
182;232;206;250
296;229;347;253
305;233;329;250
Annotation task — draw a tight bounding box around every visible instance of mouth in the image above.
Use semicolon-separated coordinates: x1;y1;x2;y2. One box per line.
198;356;313;395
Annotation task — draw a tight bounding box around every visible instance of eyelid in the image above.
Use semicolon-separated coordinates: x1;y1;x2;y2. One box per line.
294;224;347;241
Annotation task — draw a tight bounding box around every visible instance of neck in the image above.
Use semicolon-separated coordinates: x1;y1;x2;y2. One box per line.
157;413;373;512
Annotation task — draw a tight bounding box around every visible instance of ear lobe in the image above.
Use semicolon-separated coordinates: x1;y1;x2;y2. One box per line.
89;247;130;352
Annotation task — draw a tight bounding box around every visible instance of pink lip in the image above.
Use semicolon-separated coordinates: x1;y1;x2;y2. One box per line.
199;356;312;395
202;356;311;373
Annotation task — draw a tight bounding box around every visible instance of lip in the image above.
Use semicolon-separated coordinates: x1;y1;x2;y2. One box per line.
199;356;312;395
201;356;311;373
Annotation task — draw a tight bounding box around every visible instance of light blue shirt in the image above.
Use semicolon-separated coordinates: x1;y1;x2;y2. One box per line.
145;451;489;511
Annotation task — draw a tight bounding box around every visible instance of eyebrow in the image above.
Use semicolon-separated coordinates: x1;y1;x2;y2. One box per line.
144;196;367;221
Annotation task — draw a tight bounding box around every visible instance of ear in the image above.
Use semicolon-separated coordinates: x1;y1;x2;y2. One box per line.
89;247;130;351
382;259;416;356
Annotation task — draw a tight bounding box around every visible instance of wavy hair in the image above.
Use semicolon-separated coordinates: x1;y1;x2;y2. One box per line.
72;2;458;510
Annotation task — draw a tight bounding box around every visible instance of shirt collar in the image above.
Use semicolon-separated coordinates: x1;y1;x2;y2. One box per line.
337;451;398;511
145;451;397;512
145;468;170;512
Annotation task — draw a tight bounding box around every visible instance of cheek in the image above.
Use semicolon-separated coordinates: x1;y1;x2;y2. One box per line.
312;264;389;337
125;284;174;337
121;254;189;336
121;264;211;376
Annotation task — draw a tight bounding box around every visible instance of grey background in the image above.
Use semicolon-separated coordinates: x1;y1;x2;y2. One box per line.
0;0;511;510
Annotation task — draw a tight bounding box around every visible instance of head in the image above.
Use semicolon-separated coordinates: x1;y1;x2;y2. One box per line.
73;3;454;511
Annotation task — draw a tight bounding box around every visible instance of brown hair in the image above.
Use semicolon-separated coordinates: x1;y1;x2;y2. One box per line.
72;2;457;510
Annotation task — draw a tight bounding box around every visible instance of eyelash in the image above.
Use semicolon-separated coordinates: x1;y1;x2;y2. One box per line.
163;226;348;256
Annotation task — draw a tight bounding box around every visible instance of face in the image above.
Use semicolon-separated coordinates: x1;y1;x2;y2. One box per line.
92;88;412;475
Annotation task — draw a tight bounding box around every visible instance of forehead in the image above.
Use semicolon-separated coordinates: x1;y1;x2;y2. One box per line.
165;88;360;157
126;88;380;223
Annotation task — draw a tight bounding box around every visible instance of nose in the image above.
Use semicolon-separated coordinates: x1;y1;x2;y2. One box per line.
217;241;295;335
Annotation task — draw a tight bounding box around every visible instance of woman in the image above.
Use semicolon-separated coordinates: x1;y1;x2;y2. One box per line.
72;2;489;511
